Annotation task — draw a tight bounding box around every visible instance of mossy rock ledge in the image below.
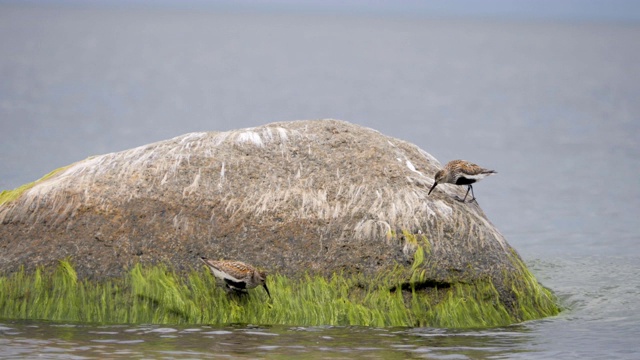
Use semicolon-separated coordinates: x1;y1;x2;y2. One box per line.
0;119;558;326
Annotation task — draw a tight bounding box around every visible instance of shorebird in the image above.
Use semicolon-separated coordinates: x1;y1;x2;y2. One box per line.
199;257;271;298
428;160;496;202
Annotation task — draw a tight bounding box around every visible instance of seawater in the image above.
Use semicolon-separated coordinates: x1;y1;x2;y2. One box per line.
0;322;533;359
1;3;639;359
2;257;639;359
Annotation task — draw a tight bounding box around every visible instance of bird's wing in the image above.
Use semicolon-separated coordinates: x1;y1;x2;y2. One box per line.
201;258;244;282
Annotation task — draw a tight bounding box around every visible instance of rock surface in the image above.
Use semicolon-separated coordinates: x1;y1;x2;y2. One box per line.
1;119;516;289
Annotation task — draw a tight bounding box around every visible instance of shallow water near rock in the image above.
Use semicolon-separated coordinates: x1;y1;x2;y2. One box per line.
1;257;639;359
1;2;640;358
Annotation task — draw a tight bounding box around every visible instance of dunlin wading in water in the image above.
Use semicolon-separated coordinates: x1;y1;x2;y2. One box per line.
428;159;497;202
199;257;271;298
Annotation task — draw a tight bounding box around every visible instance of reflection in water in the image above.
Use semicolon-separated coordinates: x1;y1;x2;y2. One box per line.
0;321;535;359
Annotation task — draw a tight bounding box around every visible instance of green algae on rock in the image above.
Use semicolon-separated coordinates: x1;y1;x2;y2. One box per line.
0;260;557;327
0;119;559;326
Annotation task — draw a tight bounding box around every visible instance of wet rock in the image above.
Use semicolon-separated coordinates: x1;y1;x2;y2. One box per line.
1;119;518;290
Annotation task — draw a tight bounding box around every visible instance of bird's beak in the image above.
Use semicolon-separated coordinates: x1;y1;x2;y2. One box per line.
263;283;271;298
428;182;438;195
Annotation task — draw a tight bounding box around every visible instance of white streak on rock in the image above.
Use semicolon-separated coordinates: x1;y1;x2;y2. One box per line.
406;160;417;172
433;200;453;218
183;168;201;196
236;131;264;147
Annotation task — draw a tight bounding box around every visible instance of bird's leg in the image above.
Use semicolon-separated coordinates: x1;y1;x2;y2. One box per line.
468;185;476;202
461;185;471;202
225;283;248;294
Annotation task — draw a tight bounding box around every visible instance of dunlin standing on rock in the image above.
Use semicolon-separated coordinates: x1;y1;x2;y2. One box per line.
428;160;497;202
199;257;271;298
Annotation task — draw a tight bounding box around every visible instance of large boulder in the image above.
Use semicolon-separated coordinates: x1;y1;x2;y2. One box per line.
1;119;523;298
